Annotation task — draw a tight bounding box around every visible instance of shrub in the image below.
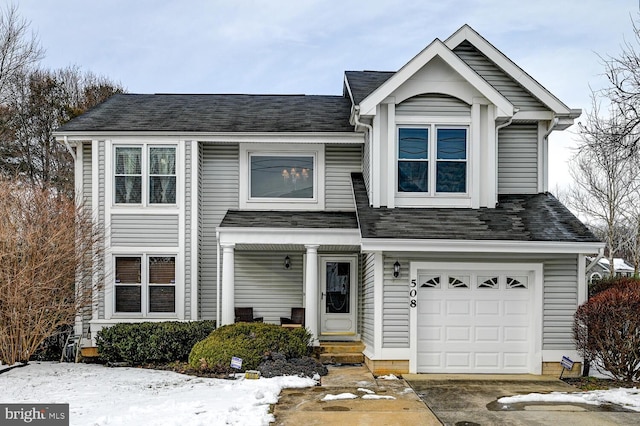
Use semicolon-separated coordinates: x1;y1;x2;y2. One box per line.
188;322;312;373
588;276;640;298
574;279;640;382
96;320;216;365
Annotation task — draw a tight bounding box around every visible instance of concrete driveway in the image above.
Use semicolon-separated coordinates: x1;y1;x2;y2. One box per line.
404;374;639;426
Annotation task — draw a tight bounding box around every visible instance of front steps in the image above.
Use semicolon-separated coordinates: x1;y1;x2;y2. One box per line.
317;341;365;365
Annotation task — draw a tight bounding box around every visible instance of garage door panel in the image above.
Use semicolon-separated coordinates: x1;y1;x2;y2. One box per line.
417;269;533;374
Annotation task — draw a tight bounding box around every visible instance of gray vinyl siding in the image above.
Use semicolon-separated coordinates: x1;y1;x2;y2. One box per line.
235;252;304;323
199;143;239;319
98;141;106;319
382;255;410;348
82;143;92;209
543;255;579;349
498;124;538;194
110;214;179;246
184;141;192;319
453;40;548;112
325;144;362;211
381;252;579;351
359;253;376;348
396;94;471;116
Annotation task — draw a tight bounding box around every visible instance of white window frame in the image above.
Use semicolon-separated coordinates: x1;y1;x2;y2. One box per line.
111;253;180;319
112;143;178;207
239;143;325;210
396;124;469;198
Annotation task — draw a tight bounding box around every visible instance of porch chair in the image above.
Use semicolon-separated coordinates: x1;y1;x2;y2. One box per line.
234;307;263;323
280;307;305;327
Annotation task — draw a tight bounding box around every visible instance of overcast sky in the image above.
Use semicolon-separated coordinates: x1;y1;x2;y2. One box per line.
15;0;640;189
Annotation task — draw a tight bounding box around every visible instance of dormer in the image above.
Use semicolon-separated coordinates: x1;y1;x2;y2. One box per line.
345;24;580;209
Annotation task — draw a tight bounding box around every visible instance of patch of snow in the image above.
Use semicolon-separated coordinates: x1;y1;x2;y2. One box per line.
377;374;399;380
357;387;375;394
362;394;396;400
321;392;358;401
0;362;316;426
498;388;640;412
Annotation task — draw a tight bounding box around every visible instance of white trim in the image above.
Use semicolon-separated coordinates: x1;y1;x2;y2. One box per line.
373;252;384;356
578;254;588;306
361;239;604;254
408;261;543;374
444;25;574;115
239;143;325;210
372;108;381;207
190;141;199;321
359;39;514;118
386;104;396;208
218;227;361;246
471;103;480;208
57;132;363;144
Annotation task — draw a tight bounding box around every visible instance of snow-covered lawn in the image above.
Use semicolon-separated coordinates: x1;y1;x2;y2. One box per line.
498;387;640;412
0;362;316;426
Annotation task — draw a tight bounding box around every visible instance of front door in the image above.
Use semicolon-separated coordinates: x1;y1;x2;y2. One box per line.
320;256;357;337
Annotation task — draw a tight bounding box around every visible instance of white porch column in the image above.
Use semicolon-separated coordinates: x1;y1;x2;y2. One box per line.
221;243;236;326
305;244;320;345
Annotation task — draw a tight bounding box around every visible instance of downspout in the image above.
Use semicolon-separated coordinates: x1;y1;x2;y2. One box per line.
216;230;221;327
543;117;559;140
62;136;77;162
352;106;373;205
353;105;373;134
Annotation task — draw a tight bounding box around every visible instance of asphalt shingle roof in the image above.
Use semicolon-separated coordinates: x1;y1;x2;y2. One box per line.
219;210;359;229
57;93;354;133
344;71;394;105
351;173;599;242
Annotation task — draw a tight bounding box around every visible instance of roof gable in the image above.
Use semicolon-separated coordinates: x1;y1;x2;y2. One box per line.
445;24;576;118
357;38;514;118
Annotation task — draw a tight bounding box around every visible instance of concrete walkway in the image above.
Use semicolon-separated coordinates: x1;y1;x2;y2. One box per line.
272;365;441;425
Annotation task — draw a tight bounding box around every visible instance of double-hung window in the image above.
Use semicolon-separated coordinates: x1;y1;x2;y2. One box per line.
114;255;176;315
114;145;176;205
398;126;468;195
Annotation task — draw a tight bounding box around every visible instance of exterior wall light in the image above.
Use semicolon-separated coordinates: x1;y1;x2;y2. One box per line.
284;255;291;269
393;260;401;278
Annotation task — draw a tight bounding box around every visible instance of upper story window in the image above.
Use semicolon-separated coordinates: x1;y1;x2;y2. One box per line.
397;126;468;195
239;144;325;210
114;145;176;205
250;155;314;199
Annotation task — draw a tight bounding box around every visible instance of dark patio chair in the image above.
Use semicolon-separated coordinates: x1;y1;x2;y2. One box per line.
280;307;305;326
234;307;263;323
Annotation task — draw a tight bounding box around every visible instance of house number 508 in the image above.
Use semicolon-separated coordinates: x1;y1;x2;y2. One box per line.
409;279;417;308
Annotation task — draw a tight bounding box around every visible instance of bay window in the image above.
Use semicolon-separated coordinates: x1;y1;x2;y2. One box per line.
398;126;468;195
114;145;176;205
114;255;176;315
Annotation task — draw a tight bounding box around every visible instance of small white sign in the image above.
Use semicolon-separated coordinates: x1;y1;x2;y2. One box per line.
230;357;243;370
561;356;574;370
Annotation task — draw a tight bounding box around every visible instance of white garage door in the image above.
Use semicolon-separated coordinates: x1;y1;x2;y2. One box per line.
416;271;532;373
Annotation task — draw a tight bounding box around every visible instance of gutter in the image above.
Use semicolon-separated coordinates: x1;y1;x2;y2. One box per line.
352;105;373;134
543;117;560;140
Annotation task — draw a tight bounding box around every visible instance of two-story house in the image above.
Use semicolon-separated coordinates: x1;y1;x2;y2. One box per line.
55;25;602;375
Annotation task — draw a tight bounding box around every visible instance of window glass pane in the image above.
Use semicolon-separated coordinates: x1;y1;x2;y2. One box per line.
399;128;428;159
115;257;141;283
115;285;141;312
149;286;175;312
437;129;467;160
326;262;350;314
398;161;428;192
436;162;466;192
250;156;314;198
149;176;176;204
149;257;175;284
115;176;142;203
115;147;141;174
149;147;176;175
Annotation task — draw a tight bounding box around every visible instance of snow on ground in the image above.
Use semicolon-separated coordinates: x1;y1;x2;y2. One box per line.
498;388;640;412
0;362;316;426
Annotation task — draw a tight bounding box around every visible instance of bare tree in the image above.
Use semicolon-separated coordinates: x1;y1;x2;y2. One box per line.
0;4;43;104
0;178;103;365
567;97;640;273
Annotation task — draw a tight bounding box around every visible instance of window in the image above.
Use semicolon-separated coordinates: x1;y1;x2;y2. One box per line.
250;155;314;199
114;255;176;315
114;145;176;205
398;126;467;194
